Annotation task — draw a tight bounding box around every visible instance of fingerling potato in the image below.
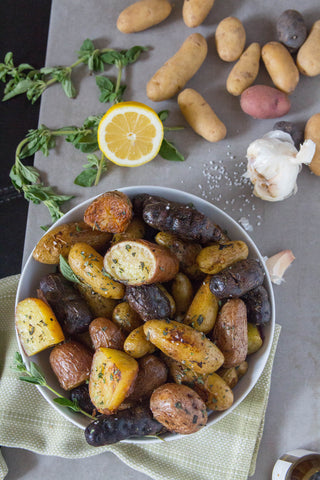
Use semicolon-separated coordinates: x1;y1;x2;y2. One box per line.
226;43;261;96
126;284;172;321
76;283;118;318
178;88;227;142
117;0;172;34
84;191;133;234
89;317;125;350
215;17;246;62
196;240;249;275
297;20;320;76
203;372;234;411
171;273;194;322
247;323;263;355
111;217;146;245
304;113;320;175
123;325;156;358
184;276;219;333
183;0;215;28
262;41;299;94
112;301;143;333
126;355;168;402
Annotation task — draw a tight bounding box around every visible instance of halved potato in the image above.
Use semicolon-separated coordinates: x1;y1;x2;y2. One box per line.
89;347;139;414
84;191;133;233
15;298;65;356
103;239;179;285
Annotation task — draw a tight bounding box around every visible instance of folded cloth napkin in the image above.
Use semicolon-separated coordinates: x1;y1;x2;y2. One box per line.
0;275;280;480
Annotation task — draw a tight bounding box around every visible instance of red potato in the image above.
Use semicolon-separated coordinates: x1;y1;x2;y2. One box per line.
89;317;126;350
240;85;291;119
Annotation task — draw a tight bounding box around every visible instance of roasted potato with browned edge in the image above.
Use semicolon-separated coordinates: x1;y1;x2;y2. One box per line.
126;355;168;402
126;284;172;322
112;301;143;333
84;191;133;233
123;325;156;358
89;317;125;350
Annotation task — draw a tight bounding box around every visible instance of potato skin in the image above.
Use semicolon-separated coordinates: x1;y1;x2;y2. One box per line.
126;355;168;402
178;88;227;142
203;372;234;411
89;317;125;350
150;383;207;434
247;323;263;355
215;16;246;62
123;325;156;358
273;121;304;150
184;276;219;333
297;20;320;76
183;0;214;28
112;301;143;333
262;41;299;94
304;113;320;175
84;191;133;234
226;42;261;96
144;319;224;374
70;383;96;415
196;241;249;275
213;299;248;368
171;273;194;322
49;340;93;391
117;0;172;34
240;85;291;119
276;10;307;53
111;217;145;245
126;284;172;322
76;283;118;319
33;221;111;265
242;285;271;325
147;33;208;101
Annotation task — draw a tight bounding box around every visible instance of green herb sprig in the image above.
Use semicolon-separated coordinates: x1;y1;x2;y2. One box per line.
12;352;95;420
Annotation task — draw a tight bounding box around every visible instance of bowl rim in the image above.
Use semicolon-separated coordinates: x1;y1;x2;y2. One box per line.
16;185;275;444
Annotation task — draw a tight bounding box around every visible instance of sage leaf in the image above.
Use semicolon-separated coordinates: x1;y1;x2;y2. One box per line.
59;255;83;285
159;138;185;162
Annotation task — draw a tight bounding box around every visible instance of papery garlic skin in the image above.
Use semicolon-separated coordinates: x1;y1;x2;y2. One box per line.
245;130;316;201
265;249;295;285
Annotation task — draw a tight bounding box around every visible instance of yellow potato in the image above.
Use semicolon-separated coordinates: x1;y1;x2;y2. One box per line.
76;282;118;318
147;33;208;101
124;326;156;358
178;88;226;142
226;42;261;96
262;41;299;94
305;113;320;176
184;276;219;333
171;272;193;322
112;301;143;333
111;217;146;245
182;0;215;28
68;243;125;299
217;367;239;389
297;20;320;76
247;323;263;355
196;240;249;274
215;16;246;62
204;372;234;411
144;319;224;374
117;0;172;34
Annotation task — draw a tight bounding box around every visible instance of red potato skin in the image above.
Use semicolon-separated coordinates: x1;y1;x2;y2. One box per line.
240;85;291;119
89;317;126;350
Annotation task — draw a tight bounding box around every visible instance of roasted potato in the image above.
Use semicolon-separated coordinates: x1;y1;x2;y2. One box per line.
213;299;248;368
247;323;263;355
240;85;291;119
163;355;201;386
297;20;320;76
236;361;249;379
103;239;179;285
144;319;224;374
305;113;320;175
171;273;194;322
203;372;234;411
184;276;219;333
276;10;307;53
242;285;271;325
226;42;261;96
111;217;146;245
196;240;249;275
68;243;125;299
70;383;96;415
150;383;207;434
182;0;215;28
89;347;139;414
89;317;125;350
32;221;111;265
178;88;227;143
15;298;65;356
215;16;246;62
209;259;265;298
125;284;172;321
112;301;143;333
117;0;172;33
126;355;168;402
123;325;156;358
84;191;133;234
49;340;93;390
146;33;208;101
262;41;299;94
76;282;118;318
39;273;93;335
217;366;239;389
85;405;165;446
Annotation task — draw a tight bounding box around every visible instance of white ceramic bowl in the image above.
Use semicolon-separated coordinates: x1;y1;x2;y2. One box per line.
16;185;275;443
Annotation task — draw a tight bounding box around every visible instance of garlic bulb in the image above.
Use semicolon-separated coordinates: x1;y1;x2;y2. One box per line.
245;130;315;201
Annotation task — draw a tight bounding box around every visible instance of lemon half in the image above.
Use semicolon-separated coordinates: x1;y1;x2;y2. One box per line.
97;101;164;167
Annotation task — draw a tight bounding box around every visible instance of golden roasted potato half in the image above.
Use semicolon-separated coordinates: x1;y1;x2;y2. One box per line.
84;191;133;233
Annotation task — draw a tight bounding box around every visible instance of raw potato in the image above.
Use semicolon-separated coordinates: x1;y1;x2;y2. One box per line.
76;283;118;319
203;372;234;411
261;41;299;94
247;323;263;355
304;113;320;175
182;0;215;28
126;355;168;402
171;273;194;321
117;0;172;34
103;239;179;285
123;326;156;358
150;383;207;434
240;85;291;119
111;217;145;245
215;17;246;62
33;221;111;265
297;20;320;76
276;10;307;53
49;341;93;391
112;301;143;333
146;33;208;101
89;347;139;414
15;298;65;356
89;317;125;350
213;299;248;368
143;319;224;374
178;88;227;142
226;43;261;96
184;276;219;333
68;243;125;299
84;191;133;234
196;240;249;275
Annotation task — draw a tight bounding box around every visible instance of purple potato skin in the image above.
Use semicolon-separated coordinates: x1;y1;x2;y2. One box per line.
276;10;307;53
242;285;271;325
273;121;304;149
126;284;171;321
70;383;96;415
240;85;291;119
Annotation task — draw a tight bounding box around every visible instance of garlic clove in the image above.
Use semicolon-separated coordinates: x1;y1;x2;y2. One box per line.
265;250;295;285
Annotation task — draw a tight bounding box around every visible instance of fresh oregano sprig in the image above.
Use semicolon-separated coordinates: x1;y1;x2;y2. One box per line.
12;352;95;420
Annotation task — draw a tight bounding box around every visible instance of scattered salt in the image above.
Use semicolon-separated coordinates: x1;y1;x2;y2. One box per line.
238;217;253;232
